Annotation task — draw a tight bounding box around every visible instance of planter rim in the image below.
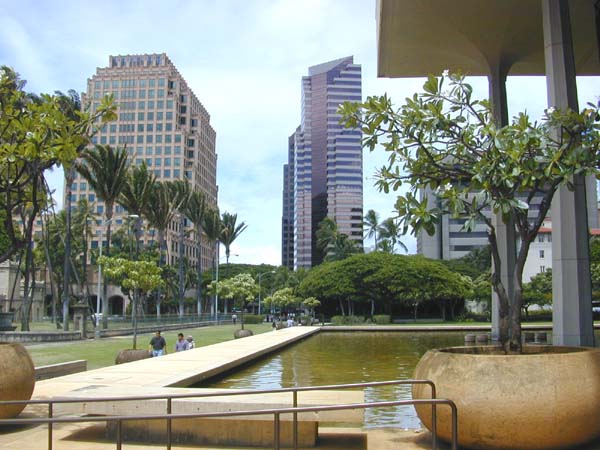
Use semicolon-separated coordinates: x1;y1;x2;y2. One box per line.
428;344;599;357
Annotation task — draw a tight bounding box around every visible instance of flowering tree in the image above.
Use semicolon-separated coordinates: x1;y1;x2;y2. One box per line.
100;256;163;349
209;273;258;330
340;72;600;353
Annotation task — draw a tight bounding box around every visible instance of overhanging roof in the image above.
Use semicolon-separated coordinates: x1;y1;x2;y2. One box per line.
377;0;600;78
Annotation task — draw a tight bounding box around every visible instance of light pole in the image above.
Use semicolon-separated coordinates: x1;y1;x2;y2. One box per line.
95;218;112;340
258;271;276;316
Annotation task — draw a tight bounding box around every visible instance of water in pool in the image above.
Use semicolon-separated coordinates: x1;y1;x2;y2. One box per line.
200;331;466;429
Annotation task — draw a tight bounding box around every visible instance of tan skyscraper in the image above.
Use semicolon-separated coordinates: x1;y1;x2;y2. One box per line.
69;54;217;313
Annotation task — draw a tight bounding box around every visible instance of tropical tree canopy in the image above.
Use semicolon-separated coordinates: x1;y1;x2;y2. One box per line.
340;72;600;352
0;66;115;263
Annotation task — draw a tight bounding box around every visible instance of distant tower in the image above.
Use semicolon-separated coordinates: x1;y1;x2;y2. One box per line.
70;54;217;313
282;56;363;269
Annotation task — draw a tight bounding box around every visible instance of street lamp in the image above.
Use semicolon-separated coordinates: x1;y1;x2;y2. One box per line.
95;218;112;339
258;271;276;316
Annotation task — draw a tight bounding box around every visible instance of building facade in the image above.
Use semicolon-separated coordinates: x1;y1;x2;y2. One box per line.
282;57;363;269
417;187;599;261
69;54;218;313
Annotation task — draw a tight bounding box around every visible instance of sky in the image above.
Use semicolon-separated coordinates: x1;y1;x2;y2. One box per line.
0;0;598;266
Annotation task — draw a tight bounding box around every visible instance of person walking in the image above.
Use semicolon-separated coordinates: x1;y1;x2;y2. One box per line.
174;333;190;352
148;330;167;357
186;335;195;349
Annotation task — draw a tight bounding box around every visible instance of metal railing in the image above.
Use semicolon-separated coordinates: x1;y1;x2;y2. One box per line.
0;379;457;450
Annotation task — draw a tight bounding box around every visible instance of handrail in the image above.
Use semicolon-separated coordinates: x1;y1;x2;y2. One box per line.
0;398;458;450
0;379;445;450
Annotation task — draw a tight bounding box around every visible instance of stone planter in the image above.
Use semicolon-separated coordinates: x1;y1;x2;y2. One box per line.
115;349;152;365
0;343;35;418
412;345;600;449
234;329;253;339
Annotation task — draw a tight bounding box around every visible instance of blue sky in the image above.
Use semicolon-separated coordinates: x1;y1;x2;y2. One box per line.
1;0;598;265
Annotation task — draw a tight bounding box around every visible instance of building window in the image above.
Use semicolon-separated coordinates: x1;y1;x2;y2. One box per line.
539;250;545;258
540;266;546;272
538;235;544;242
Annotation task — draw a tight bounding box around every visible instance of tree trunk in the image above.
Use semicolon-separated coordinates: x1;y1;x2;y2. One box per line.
178;215;185;319
19;227;35;331
413;302;418;322
132;290;139;350
196;224;203;318
102;206;114;329
338;298;345;316
489;229;511;348
371;299;375;316
156;229;165;320
62;168;74;331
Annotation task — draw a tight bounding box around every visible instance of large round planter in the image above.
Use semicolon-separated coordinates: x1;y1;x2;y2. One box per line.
234;329;253;339
115;349;152;365
0;343;35;418
412;345;600;449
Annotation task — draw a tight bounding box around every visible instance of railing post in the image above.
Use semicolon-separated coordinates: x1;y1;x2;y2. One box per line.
274;412;280;450
116;419;122;450
431;382;437;450
450;401;458;450
293;390;298;450
48;402;53;450
167;397;172;450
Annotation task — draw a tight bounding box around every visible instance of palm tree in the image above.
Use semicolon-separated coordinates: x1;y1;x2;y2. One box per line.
203;208;222;316
172;180;191;318
378;217;408;254
118;162;156;257
220;212;247;313
316;217;339;257
142;180;189;318
220;212;247;264
184;191;207;318
364;209;380;250
326;234;361;262
71;198;97;310
76;144;130;327
56;90;83;331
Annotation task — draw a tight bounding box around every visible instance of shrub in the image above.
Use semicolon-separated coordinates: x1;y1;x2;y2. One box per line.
372;315;391;324
331;315;364;325
243;314;265;324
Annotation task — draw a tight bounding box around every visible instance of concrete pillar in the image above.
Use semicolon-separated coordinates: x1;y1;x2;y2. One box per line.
543;0;595;346
488;63;516;341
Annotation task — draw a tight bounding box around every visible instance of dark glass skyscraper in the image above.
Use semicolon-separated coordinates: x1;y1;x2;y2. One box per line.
282;56;363;269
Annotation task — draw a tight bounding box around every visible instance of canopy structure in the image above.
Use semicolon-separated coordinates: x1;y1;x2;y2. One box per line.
376;0;600;78
375;0;600;346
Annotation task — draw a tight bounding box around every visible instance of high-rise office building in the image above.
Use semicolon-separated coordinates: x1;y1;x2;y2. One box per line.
70;54;217;310
281;130;296;269
282;56;363;269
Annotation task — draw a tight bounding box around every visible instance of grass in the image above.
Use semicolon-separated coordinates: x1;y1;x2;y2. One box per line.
24;323;273;370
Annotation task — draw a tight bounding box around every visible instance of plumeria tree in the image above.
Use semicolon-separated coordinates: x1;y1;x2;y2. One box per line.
209;273;258;330
99;256;163;349
302;296;321;321
340;72;600;352
264;287;299;316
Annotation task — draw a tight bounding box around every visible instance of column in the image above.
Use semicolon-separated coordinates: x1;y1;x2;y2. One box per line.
543;0;595;346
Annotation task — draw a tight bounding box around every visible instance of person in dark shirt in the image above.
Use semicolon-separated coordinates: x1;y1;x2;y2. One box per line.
148;330;167;357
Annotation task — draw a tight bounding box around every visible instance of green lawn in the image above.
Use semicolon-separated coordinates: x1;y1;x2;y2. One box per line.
25;323;273;370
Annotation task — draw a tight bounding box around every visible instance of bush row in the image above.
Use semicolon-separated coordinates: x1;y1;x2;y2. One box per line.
330;315;391;325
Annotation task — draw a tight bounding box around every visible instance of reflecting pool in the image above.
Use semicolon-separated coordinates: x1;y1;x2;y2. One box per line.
201;331;466;428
